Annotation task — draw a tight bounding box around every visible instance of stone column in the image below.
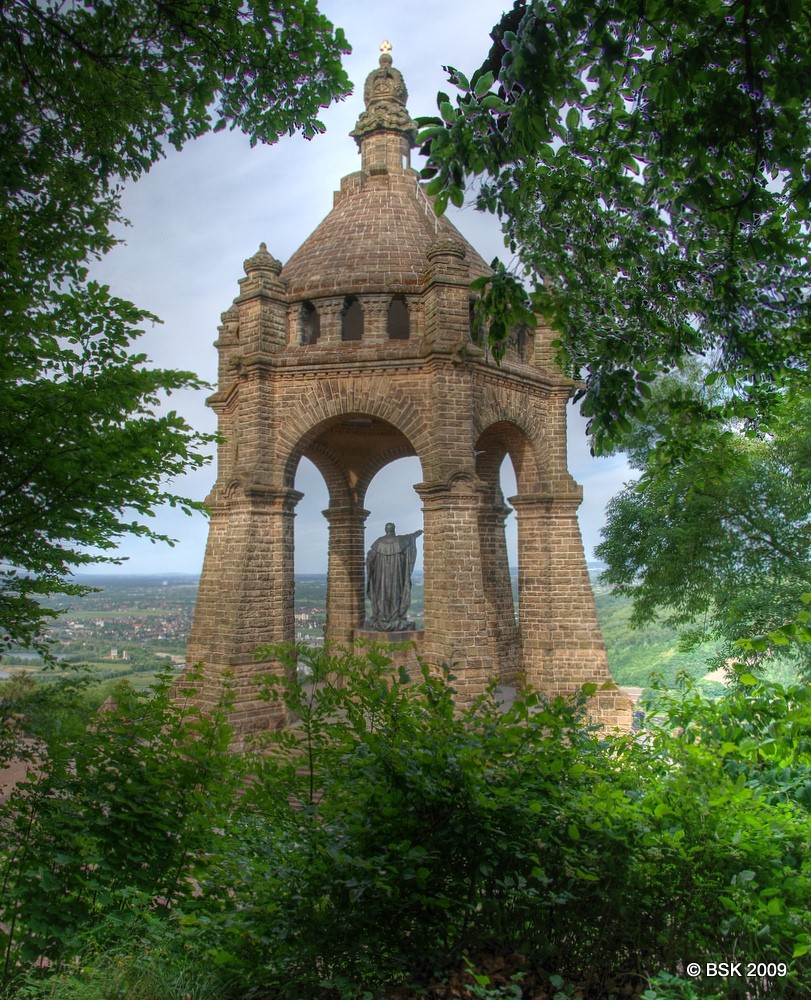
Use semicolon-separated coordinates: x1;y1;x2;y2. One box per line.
508;493;553;693
422;238;470;353
185;485;303;741
405;296;422;340
318;296;345;344
286;303;299;347
416;475;492;702
322;505;370;647
362;295;391;343
509;491;624;718
478;496;520;685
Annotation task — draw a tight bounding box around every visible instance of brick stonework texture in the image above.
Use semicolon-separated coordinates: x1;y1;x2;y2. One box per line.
185;51;632;741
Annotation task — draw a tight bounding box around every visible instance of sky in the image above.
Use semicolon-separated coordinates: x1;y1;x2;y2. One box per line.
88;0;635;576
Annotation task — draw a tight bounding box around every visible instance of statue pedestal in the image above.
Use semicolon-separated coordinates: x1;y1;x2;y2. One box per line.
352;628;424;676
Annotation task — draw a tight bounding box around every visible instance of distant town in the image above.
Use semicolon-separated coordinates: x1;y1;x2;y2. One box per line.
2;571;723;696
2;575;423;680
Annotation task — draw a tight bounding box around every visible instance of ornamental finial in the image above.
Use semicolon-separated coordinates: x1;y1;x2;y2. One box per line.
350;41;417;148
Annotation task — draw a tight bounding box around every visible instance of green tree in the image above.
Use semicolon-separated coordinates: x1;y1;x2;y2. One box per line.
0;1;351;656
419;0;811;452
595;373;811;670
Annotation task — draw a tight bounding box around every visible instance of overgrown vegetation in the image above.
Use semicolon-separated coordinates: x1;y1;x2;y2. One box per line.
1;637;809;999
0;0;351;656
596;372;811;673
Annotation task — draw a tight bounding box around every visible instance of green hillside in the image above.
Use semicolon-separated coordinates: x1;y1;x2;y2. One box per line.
592;580;723;691
2;573;736;697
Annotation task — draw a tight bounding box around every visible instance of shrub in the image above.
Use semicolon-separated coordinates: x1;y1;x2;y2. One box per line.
193;645;811;998
3;646;810;999
0;669;240;988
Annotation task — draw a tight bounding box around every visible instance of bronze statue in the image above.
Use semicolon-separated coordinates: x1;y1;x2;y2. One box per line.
364;522;423;631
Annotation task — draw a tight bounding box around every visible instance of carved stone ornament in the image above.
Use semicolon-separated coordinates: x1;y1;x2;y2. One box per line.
243;242;282;278
350;45;418;147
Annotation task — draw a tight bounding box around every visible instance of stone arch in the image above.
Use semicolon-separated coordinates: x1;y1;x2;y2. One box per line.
282;410;425;650
474;418;544;496
342;296;363;341
299;300;321;345
277;380;431;491
284;412;419;506
223;479;246;501
294;440;353;507
355;442;421;505
387;295;410;339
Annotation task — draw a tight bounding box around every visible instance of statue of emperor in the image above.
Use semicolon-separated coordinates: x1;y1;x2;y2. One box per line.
364;522;423;631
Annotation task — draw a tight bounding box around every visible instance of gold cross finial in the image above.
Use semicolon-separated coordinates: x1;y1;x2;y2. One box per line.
380;39;392;55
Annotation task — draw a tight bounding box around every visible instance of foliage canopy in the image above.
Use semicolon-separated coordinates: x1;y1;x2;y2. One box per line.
0;0;351;655
597;372;811;670
419;0;811;452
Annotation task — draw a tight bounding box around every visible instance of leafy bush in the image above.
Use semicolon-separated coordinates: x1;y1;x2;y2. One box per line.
2;647;810;999
0;669;240;988
188;645;811;998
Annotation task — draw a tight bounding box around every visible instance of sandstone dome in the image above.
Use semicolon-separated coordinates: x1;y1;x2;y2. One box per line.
279;48;490;300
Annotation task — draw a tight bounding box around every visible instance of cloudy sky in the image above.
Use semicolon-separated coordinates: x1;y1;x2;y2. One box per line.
89;0;634;576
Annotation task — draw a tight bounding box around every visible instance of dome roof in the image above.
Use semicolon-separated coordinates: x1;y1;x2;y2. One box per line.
280;46;490;299
281;176;490;299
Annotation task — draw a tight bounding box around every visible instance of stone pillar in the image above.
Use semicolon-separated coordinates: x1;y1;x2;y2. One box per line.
508;493;553;692
417;475;493;702
185;485;303;742
322;505;370;647
405;296;422;339
422;238;470;354
478;496;520;685
362;295;391;343
318;296;345;344
509;490;630;726
235;244;287;354
286;303;299;347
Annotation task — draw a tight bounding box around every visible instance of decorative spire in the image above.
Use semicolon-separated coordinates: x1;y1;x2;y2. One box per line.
350;44;418;148
243;242;282;278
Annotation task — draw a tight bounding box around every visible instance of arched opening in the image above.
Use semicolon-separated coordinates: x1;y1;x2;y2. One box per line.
499;454;518;618
474;421;536;685
286;412;421;647
469;298;479;344
387;295;410;340
300;301;321;345
292;457;330;645
363;456;424;629
342;296;363;341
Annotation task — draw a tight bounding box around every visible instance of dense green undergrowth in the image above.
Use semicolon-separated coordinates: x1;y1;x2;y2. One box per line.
1;640;810;1000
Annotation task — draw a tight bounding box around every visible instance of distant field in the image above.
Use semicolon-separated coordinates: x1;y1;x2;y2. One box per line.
3;572;725;696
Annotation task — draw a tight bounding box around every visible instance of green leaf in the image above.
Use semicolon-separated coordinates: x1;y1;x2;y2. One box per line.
474;70;495;96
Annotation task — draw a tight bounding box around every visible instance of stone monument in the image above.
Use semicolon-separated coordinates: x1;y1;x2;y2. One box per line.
184;44;632;740
364;523;422;631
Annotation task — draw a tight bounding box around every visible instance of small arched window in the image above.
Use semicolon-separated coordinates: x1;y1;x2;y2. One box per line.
469;298;481;344
300;301;321;345
387;295;410;340
342;296;363;341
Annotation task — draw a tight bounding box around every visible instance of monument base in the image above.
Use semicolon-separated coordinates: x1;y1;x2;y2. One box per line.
352;628;425;676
